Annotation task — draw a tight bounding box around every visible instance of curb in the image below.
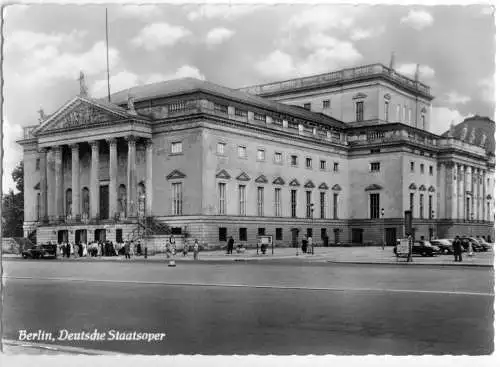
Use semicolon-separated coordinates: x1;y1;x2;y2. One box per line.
326;260;493;268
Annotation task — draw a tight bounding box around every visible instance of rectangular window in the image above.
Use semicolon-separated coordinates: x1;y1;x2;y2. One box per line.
321;228;327;239
356;101;364;122
421;114;426;128
429;165;433;176
235;108;247;117
172;183;183;215
36;193;40;220
306;157;312;168
291;189;297;218
333;162;339;172
384;101;389;121
370;162;380;172
420;163;424;174
409;108;412;124
254;112;266;121
239;228;247;241
323;100;330;109
304;103;311;110
419;194;424;219
274;152;283;163
404;105;408;122
320;160;326;170
466;197;471;220
219;227;227;242
487;202;491;221
258;227;266;236
370;149;380;154
320;192;326;219
171;142;182;154
36;158;40;171
218;182;226;214
217;142;225;155
274;188;282;217
257;149;265;161
396;104;401;121
306;191;312;218
116;229;123;243
428;195;433;219
257;187;264;216
238;185;246;216
333;193;339;219
291;155;298;166
237;146;247;158
214;103;228;114
276;228;283;241
410;161;415;172
410;193;415;217
370;193;380;219
307;228;313;238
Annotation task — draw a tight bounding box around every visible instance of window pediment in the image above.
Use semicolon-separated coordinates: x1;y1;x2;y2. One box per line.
304;180;315;188
215;169;231;180
166;169;186;180
332;184;342;191
318;182;329;190
419;185;427;191
255;174;268;184
428;185;435;192
272;177;285;185
409;183;417;190
289;178;300;187
352;92;368;100
236;172;251;181
365;184;383;191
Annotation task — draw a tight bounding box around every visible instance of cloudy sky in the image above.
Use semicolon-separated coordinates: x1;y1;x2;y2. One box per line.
2;2;496;193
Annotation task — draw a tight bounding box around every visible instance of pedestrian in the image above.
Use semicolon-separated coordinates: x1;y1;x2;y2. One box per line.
193;239;199;261
168;237;177;267
452;236;462;262
227;236;234;255
307;235;313;255
301;235;308;254
183;240;188;257
124;241;131;259
468;238;473;257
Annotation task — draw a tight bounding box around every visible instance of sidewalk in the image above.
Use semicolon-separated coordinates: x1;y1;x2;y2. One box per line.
3;246;494;267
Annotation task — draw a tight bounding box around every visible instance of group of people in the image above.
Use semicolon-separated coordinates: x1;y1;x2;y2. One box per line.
301;235;314;254
165;235;200;260
53;240;142;259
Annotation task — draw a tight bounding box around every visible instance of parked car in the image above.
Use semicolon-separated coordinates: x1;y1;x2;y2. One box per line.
476;237;493;251
22;244;58;259
431;239;454;255
461;237;485;252
412;240;441;257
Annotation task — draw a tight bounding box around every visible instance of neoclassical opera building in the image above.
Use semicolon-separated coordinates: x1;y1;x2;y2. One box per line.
18;63;495;247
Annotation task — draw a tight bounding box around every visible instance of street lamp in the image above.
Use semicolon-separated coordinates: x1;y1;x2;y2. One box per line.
381;208;385;250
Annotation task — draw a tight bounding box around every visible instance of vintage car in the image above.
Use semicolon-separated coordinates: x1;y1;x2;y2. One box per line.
21;244;58;259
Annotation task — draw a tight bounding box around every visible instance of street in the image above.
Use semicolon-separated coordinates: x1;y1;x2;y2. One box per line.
2;260;494;355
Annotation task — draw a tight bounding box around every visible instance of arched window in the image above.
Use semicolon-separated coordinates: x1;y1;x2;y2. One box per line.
118;184;127;218
65;188;72;218
81;187;90;220
137;182;146;218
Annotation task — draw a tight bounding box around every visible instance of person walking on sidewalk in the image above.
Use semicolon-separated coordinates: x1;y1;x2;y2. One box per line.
193;239;200;261
301;235;308;254
124;241;131;260
452;236;462;262
307;235;313;255
227;236;234;255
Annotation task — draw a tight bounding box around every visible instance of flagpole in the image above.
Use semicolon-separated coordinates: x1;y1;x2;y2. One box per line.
106;8;111;102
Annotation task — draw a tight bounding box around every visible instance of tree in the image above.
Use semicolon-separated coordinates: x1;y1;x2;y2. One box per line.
2;161;24;237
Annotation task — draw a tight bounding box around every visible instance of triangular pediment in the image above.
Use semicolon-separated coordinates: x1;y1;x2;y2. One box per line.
486;194;492;200
289;178;300;187
216;169;231;179
409;183;417;190
352;92;368;100
166;169;186;180
34;182;40;190
428;186;435;192
365;184;383;191
419;185;427;191
318;182;329;190
304;180;315;188
236;172;251;181
35;96;145;134
272;177;285;185
332;184;342;191
255;174;268;184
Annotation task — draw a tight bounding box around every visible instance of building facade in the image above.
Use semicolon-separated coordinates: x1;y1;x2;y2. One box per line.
18;63;495;248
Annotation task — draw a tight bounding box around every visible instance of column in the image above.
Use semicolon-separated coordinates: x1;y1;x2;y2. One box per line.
54;146;64;220
145;139;153;217
447;163;457;219
71;144;80;220
470;167;475;220
108;138;118;219
39;148;48;221
90;141;100;219
457;164;464;220
126;135;137;218
464;165;471;220
482;169;487;221
478;169;484;221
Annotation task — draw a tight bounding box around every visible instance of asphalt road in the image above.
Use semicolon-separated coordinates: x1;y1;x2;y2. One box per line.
2;260;494;355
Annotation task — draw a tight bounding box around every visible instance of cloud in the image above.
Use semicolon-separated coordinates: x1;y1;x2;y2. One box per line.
429;106;473;135
143;66;206;84
132;23;191;51
114;5;163;19
205;27;235;46
401;10;434;30
2;119;24;193
91;71;139;98
5;29;87;53
288;6;363;32
350;26;385;41
187;4;258;21
255;50;296;79
478;78;495;104
444;91;471;105
396;63;435;80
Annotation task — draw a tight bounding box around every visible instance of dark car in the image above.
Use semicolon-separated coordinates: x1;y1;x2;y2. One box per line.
460;237;485;252
22;244;58;259
412;240;441;257
431;239;454;255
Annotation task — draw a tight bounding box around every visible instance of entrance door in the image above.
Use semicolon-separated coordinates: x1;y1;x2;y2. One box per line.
94;229;106;242
100;185;109;220
75;229;87;244
291;228;299;248
57;230;68;244
385;228;397;246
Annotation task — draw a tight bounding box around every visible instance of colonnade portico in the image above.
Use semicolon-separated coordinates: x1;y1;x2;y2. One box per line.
442;161;489;221
38;135;153;223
